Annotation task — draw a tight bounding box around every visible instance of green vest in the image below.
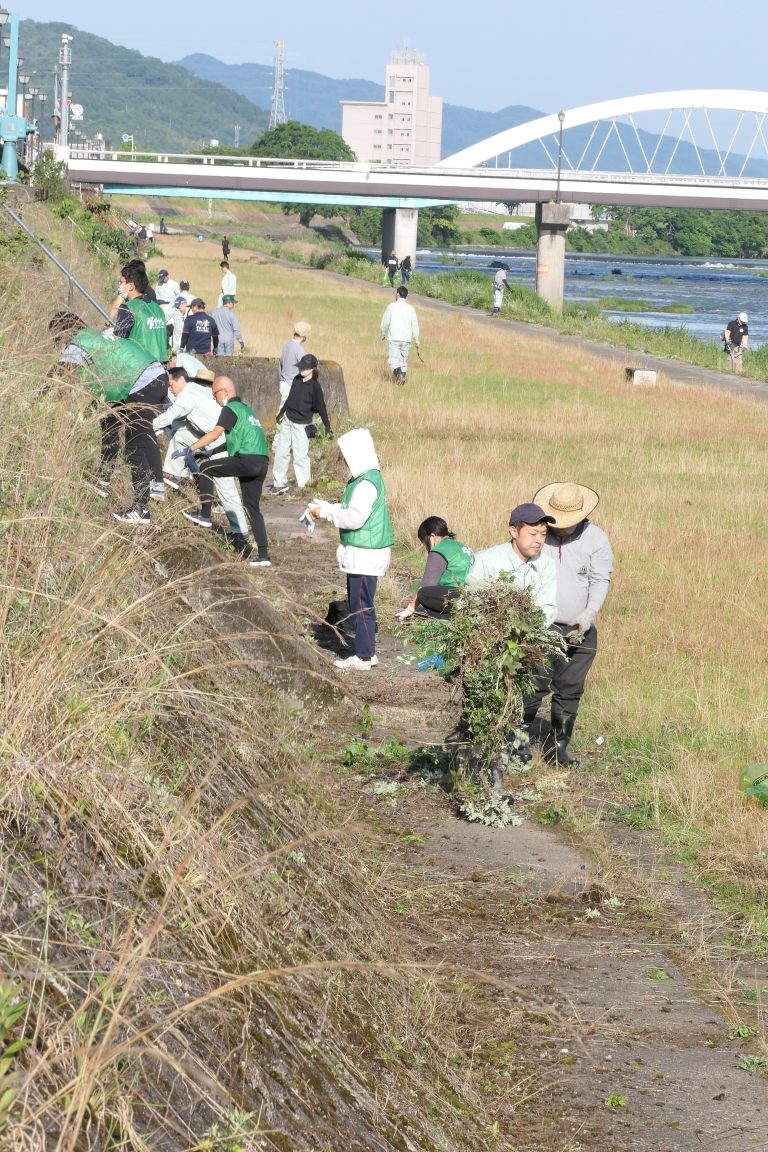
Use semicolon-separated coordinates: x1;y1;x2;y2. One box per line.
127;297;169;362
224;399;268;456
432;537;474;587
339;469;394;549
72;328;158;402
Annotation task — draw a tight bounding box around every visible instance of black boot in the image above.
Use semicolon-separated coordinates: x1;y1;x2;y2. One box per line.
546;706;579;766
392;368;402;385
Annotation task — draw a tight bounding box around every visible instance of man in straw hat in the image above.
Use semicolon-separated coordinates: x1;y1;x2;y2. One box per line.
522;481;613;766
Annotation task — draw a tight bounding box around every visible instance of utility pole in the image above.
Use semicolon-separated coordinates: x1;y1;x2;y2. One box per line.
59;32;72;147
268;40;286;130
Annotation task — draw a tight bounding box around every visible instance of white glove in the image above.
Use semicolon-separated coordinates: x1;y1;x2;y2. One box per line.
568;611;594;635
299;508;316;535
396;605;415;622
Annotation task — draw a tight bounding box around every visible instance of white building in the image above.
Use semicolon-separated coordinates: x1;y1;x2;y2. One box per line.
341;51;442;166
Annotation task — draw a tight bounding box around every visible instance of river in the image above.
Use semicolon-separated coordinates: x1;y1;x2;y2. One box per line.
409;249;768;349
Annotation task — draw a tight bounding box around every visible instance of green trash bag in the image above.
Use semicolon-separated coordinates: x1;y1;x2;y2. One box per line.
739;764;768;798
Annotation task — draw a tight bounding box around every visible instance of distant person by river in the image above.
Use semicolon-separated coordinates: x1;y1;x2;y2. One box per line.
723;312;749;373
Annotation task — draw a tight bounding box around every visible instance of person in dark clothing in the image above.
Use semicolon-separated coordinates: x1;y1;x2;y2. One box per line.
181;299;219;356
399;516;474;619
269;353;332;495
386;250;399;287
159;216;166;234
183;375;271;567
222;235;231;261
724;311;749;373
399;254;412;284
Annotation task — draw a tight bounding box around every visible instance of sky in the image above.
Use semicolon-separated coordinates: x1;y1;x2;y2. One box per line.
14;0;768;114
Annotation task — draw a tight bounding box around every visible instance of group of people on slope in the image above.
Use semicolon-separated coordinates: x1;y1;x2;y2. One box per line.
151;263;244;357
307;440;612;772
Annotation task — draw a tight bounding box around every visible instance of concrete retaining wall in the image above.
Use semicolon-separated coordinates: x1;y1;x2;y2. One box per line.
211;357;350;425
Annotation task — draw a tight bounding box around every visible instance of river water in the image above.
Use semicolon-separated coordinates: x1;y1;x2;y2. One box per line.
410;249;768;349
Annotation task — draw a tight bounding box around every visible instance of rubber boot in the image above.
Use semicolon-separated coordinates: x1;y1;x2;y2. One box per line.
546;705;579;766
392;368;402;385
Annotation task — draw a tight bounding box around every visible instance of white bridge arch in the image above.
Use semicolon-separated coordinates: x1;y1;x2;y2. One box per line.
442;90;768;179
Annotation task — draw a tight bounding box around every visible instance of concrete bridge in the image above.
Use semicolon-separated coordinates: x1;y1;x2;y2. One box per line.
64;89;768;311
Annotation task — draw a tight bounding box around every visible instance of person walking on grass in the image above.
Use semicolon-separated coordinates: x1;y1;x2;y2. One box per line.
520;482;613;767
218;261;237;307
309;428;393;671
211;296;245;356
52;313;167;525
398;517;474;620
183;375;272;567
724;312;749;373
269;354;332;496
380;286;420;386
222;235;231;262
399;254;412;284
153;366;252;553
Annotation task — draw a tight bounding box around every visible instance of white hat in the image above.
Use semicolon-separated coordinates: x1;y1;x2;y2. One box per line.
738;312;748;323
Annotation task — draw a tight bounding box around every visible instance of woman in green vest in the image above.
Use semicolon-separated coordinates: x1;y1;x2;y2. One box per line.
403;516;474;619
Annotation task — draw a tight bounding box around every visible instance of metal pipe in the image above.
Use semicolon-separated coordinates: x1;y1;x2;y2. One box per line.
1;202;112;323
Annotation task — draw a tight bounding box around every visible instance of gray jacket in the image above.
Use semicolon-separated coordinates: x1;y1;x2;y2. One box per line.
543;520;613;627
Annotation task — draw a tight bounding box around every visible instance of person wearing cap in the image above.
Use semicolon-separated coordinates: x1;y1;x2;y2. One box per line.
183;375;272;567
465;503;558;624
181;300;219;357
167;296;189;353
380;286;420;385
269;354;332;496
178;280;195;307
724;312;749;373
309;428;393;671
211;296;245;356
522;482;613;766
278;321;311;402
217;261;237;307
152;367;252;550
154;269;180;316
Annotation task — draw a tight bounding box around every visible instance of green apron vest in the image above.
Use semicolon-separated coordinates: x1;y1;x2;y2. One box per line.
72;328;158;402
224;399;268;456
432;537;474;587
126;297;169;362
339;469;394;548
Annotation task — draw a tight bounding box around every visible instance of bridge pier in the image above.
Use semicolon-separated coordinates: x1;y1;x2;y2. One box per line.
381;207;418;271
535;202;570;313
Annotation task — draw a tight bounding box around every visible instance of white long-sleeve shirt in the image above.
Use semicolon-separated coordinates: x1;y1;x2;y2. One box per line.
152;381;225;447
465;542;558;626
315;480;391;577
380;298;420;345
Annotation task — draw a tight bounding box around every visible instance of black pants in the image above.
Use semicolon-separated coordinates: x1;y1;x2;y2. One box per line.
197;453;269;557
101;376;167;507
416;585;460;618
524;623;598;723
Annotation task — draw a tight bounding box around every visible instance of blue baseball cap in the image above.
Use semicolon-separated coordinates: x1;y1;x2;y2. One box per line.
509;503;555;526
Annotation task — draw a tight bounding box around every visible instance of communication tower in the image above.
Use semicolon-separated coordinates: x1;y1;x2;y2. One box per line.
269;40;287;130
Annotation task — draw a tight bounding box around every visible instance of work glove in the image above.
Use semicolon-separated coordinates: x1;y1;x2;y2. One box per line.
308;500;333;522
567;611;594;636
239;340;245;350
171;448;187;460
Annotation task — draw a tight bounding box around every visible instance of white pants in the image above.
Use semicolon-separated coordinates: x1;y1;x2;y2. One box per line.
272;418;311;488
493;287;504;311
162;424;250;536
387;340;411;374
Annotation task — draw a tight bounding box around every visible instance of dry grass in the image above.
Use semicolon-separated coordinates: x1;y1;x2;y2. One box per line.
144;237;768;916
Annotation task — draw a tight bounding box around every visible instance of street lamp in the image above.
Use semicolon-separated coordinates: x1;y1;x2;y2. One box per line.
555;111;565;203
37;89;46;140
18;69;28;116
122;132;135;160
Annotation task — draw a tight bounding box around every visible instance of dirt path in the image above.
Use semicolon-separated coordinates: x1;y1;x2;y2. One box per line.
242;487;768;1152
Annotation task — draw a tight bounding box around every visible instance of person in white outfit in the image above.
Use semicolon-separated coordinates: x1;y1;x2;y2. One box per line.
217;261;237;307
380;286;419;385
152;366;252;549
270;354;332;495
309;429;393;671
492;267;509;315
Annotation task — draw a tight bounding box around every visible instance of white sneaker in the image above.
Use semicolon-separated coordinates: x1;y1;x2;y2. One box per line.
334;654;377;671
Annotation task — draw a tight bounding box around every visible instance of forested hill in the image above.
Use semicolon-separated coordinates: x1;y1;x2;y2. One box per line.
17;20;268;152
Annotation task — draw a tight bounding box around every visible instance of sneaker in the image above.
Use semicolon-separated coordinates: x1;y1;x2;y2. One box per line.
334;654;376;671
181;508;213;529
248;556;272;567
149;481;165;502
268;483;289;496
163;473;180;491
211;503;225;515
85;477;110;499
113;507;150;525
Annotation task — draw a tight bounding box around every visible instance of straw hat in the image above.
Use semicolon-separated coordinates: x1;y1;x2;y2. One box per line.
532;482;599;528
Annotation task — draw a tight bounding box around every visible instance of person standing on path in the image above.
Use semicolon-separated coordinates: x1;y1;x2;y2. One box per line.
183;375;272;567
399;254;412;284
278;321;311;402
211;296;245;356
380;286;420;385
492;267;509;315
270;354;332;496
218;261;237;307
221;236;231;262
309;428;393;671
724;312;749;373
521;482;613;766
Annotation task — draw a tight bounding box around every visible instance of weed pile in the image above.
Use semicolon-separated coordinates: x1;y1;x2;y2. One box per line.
0;199;509;1151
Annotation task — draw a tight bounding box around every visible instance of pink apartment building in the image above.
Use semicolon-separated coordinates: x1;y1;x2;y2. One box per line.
341;50;442;166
